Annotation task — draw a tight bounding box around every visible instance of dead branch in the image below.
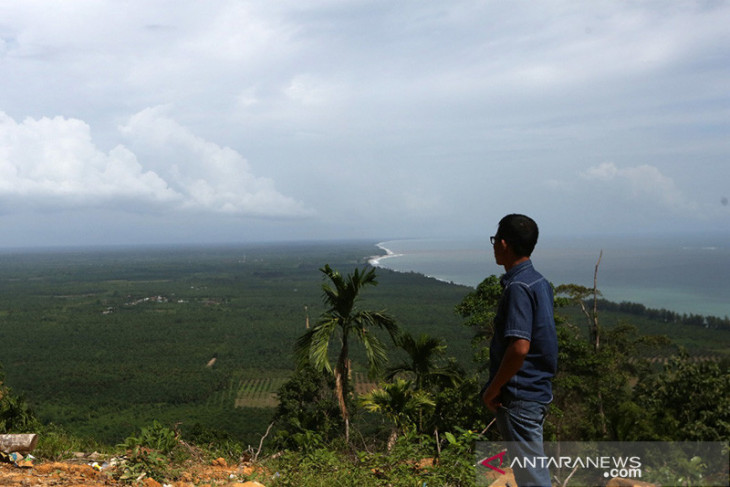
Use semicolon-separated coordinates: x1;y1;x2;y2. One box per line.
592;250;603;352
253;422;274;462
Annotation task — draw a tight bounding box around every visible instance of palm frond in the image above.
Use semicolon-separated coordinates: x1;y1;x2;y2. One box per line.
309;318;338;373
294;319;338;374
356;328;388;379
384;361;414;382
359;379;435;428
293;328;316;369
358;310;399;342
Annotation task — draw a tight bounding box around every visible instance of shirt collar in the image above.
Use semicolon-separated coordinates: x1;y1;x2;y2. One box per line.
500;259;533;287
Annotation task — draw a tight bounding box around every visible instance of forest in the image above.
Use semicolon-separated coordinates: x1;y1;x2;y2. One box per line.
0;241;728;486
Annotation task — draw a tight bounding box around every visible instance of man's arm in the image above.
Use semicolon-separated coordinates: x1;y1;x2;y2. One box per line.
482;337;530;412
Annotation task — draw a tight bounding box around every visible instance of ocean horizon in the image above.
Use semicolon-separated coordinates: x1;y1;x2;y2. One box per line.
369;234;730;319
0;236;725;318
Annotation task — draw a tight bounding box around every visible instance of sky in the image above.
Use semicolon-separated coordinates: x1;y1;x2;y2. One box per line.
1;0;729;248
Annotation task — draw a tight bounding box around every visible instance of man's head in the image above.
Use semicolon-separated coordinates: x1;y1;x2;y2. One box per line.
494;214;539;258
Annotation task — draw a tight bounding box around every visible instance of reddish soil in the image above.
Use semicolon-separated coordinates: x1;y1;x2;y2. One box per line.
0;457;267;486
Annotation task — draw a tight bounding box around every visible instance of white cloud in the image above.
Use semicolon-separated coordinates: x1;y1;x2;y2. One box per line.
285;74;334;106
119;106;313;217
0;111;178;208
582;162;619;181
581;162;698;213
236;86;260;108
0;109;312;218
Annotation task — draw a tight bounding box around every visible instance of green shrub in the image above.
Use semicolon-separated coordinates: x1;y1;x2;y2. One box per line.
0;367;39;433
117;421;184;483
119;420;178;455
261;429;479;487
34;423;103;461
118;445;178;483
181;422;246;463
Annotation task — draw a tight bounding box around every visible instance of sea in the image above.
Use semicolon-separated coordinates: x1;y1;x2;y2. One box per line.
368;234;730;319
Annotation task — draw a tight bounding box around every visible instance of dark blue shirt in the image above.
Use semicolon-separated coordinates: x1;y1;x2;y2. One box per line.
488;260;558;404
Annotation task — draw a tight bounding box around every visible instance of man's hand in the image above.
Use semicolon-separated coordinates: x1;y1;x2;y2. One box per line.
483;337;530;413
482;385;501;413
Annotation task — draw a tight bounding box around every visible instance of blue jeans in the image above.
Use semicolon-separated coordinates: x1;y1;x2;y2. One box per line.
496;397;551;487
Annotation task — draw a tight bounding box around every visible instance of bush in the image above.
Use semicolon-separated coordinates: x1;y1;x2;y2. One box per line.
34;423;103;461
119;420;178;455
117;421;184;483
181;422;246;463
118;445;177;484
261;429;479;486
0;366;40;433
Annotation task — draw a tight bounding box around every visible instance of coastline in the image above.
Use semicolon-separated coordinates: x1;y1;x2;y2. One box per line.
368;240;478;287
367;241;403;267
366;238;730;318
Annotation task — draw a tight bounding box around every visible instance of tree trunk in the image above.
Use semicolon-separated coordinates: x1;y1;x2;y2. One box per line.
592;250;603;352
335;336;350;443
386;430;398;452
591;251;607;436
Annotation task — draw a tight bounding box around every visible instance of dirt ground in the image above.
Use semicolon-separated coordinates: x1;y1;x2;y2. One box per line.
0;457;267;487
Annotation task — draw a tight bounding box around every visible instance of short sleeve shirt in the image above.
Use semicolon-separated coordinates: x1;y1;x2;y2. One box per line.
488;260;558;404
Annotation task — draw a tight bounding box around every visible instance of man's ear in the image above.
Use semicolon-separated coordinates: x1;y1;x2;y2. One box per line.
498;238;510;252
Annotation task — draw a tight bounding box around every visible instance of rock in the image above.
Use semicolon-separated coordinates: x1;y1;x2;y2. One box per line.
0;435;38;454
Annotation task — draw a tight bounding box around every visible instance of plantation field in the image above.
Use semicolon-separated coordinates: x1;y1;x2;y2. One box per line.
0;241;726;446
0;242;474;444
232;378;289;408
217;372;379;408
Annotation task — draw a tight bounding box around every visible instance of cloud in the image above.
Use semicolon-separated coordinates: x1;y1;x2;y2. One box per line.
0;111;178;209
118;106;312;217
0;109;312;218
1;1;728;244
581;162;699;213
285;74;337;106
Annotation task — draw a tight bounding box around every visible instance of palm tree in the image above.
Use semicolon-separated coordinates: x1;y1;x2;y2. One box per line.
294;264;399;442
386;332;461;391
385;332;462;433
360;378;435;450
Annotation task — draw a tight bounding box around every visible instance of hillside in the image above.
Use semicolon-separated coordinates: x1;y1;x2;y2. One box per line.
0;242;474;445
0;241;727;448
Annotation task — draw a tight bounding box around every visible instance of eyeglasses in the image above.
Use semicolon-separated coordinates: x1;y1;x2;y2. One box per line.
490;236;499;246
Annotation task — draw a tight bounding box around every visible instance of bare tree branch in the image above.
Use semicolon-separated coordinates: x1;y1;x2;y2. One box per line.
253;422;274;462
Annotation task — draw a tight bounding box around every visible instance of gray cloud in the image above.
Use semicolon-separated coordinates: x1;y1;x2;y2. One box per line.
0;0;728;245
581;162;700;214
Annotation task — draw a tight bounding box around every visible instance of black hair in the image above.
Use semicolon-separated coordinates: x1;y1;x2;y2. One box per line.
496;214;539;257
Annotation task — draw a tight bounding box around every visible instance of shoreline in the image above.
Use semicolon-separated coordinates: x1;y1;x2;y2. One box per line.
369;241;475;288
366;238;730;319
367;241;403;267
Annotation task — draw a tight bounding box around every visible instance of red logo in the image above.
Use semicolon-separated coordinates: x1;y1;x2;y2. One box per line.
480;450;508;475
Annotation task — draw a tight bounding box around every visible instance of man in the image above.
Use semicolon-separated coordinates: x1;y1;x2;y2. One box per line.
482;214;558;487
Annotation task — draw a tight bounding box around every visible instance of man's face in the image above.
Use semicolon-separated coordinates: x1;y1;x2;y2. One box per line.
492;235;508;266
